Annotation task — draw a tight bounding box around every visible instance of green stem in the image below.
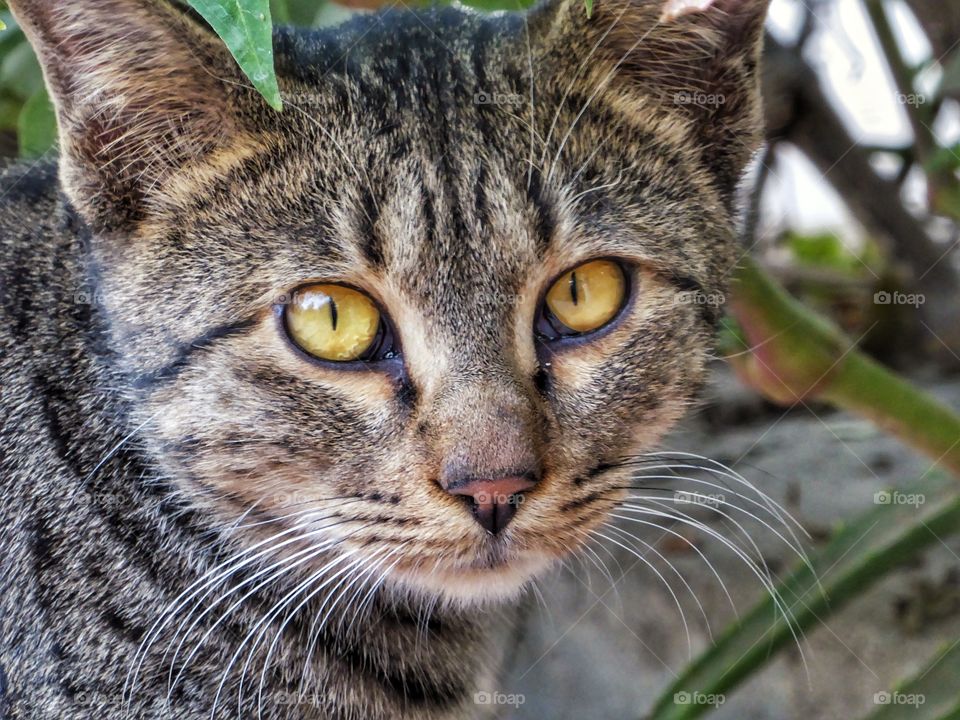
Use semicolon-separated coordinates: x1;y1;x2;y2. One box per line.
822;352;960;473
729;257;960;476
863;641;960;719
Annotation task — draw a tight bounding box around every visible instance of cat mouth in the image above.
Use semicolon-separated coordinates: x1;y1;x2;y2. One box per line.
467;540;519;569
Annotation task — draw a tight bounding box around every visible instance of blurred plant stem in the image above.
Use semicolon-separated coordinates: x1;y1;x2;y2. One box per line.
863;0;936;159
728;257;960;476
863;641;960;719
863;0;959;219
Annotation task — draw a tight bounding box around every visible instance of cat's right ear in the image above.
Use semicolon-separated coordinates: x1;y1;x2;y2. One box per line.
6;0;260;231
529;0;771;196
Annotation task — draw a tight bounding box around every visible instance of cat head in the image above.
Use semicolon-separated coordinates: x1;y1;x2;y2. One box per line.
12;0;768;605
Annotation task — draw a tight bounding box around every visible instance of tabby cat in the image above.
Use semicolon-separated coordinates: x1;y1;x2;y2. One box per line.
0;0;769;717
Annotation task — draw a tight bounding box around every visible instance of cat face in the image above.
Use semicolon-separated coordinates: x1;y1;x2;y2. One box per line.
15;0;768;604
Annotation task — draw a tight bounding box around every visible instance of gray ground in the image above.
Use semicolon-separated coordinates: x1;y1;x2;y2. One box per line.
501;367;960;720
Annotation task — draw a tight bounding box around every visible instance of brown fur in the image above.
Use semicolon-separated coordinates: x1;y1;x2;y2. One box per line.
0;0;769;717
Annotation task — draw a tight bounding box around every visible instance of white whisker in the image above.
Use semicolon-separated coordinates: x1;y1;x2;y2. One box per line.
605;522;714;643
609;511;738;622
591;528;694;659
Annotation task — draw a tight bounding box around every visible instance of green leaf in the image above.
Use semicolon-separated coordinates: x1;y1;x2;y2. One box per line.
716;315;748;358
17;85;56;158
187;0;282;111
0;92;24;131
785;231;872;276
861;642;960;719
0;40;44;100
585;0;594;17
0;13;25;56
271;0;328;26
932;182;960;222
269;0;291;23
926;144;960;175
646;472;960;720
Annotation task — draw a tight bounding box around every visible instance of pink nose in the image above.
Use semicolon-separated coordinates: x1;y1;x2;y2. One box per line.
446;475;538;534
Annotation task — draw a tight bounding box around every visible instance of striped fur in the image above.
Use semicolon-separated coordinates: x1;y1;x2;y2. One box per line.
0;0;768;717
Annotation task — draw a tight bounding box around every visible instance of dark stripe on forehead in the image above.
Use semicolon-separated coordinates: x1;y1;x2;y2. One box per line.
131;317;258;390
473;163;488;224
419;169;439;251
356;184;384;269
182;143;283;216
526;167;555;255
471;19;495;152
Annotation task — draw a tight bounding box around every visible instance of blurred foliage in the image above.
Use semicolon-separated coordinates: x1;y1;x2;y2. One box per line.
785;231;882;278
270;0;335;25
649;471;960;720
941;53;960;98
926;143;960;175
0;4;56;157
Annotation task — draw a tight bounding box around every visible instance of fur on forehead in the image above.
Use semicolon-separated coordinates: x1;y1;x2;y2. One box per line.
8;0;770;232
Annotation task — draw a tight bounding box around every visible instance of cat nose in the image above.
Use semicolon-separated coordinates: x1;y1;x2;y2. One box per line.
445;474;538;535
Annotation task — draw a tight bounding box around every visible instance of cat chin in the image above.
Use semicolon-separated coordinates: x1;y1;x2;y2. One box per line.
386;553;556;607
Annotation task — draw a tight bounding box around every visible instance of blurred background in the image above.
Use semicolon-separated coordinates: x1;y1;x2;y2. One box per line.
2;0;958;717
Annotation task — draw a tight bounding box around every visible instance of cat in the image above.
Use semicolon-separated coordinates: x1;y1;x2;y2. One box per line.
0;0;769;717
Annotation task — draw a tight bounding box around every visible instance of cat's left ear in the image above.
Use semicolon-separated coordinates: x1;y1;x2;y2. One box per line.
532;0;771;192
7;0;260;232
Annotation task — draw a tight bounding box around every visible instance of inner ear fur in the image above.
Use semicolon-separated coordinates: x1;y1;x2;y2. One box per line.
532;0;770;191
8;0;254;229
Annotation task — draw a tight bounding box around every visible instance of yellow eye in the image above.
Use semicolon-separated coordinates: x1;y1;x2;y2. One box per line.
285;284;382;362
543;259;627;335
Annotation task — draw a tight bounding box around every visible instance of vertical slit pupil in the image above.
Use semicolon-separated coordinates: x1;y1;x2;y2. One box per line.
570;271;579;306
329;296;339;331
